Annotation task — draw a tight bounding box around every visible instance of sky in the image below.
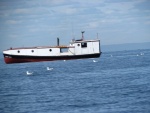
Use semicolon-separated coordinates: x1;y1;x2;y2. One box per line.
0;0;150;51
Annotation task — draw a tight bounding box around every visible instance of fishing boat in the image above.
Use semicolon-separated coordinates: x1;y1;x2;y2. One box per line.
3;31;102;64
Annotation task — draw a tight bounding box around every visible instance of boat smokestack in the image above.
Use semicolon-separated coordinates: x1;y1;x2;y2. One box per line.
81;31;85;40
57;38;59;46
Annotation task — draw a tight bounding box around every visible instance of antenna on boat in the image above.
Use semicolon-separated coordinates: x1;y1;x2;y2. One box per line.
97;33;99;39
81;31;85;40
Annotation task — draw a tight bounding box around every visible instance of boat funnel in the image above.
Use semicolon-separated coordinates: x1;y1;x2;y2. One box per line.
81;31;85;40
57;38;59;46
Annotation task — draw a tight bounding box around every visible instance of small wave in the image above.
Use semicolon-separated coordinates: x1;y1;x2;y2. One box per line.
140;53;144;55
67;102;100;108
93;60;98;62
108;54;144;58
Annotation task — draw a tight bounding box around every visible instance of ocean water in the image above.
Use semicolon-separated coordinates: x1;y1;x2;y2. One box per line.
0;49;150;113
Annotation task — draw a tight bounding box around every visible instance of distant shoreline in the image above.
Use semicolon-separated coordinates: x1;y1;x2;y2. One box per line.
101;42;150;52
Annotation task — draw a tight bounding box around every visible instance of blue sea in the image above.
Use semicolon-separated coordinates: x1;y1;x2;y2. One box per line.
0;49;150;113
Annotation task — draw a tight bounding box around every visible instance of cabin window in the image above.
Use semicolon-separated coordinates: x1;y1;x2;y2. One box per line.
49;49;52;52
17;50;20;53
81;42;87;48
31;50;34;52
60;48;68;53
77;44;80;46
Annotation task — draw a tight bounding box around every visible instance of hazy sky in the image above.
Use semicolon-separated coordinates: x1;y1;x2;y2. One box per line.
0;0;150;51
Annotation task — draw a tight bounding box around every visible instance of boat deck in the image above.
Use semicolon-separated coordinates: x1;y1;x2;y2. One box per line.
7;45;74;50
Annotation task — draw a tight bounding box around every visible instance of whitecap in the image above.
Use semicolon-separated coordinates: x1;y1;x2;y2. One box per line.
140;53;144;55
93;60;98;62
